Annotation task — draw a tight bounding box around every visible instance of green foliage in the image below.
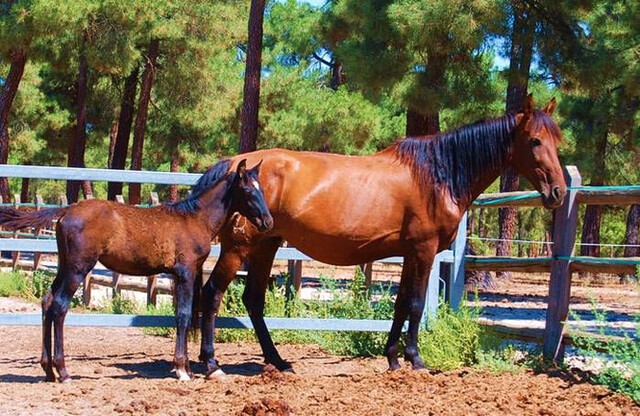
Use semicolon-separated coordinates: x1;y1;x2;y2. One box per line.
107;294;138;315
418;301;491;371
142;301;176;337
0;271;29;297
571;299;640;404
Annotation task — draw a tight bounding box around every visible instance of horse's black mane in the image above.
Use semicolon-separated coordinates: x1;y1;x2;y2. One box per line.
165;159;234;215
393;113;518;204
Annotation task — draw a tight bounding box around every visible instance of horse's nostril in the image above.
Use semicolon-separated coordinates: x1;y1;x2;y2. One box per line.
552;186;561;201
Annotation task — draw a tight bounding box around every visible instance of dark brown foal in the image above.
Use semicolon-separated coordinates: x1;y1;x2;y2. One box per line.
0;159;272;382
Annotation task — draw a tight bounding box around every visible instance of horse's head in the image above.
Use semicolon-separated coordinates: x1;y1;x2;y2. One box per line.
511;95;566;209
232;159;274;232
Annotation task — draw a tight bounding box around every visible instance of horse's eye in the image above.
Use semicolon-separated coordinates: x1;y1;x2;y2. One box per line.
531;138;542;147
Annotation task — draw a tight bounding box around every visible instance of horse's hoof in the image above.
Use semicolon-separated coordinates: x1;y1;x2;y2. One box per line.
206;368;228;381
175;369;191;382
59;376;72;384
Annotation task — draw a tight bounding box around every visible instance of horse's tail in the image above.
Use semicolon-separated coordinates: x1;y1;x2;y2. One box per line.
0;207;66;231
190;270;202;340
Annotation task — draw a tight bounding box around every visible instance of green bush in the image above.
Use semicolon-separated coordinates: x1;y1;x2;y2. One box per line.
571;299;640;404
0;271;29;297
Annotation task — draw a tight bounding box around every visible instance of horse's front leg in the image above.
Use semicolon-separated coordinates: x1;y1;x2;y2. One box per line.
384;256;415;370
243;238;290;371
41;291;55;381
403;245;437;370
173;265;196;381
199;247;245;379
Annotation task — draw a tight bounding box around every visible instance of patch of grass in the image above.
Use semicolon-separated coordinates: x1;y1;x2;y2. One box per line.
418;300;497;371
0;271;29;297
571;298;640;404
142;301;176;337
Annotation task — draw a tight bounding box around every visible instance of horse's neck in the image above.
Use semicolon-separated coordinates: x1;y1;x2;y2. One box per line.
196;181;232;235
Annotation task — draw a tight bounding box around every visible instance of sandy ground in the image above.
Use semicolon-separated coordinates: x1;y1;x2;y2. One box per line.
0;323;638;416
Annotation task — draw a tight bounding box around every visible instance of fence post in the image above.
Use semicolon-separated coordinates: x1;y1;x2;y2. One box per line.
287;260;302;295
11;194;21;270
360;263;373;289
447;212;467;310
422;254;442;327
147;275;158;307
150;192;159;205
543;165;581;362
33;195;44;270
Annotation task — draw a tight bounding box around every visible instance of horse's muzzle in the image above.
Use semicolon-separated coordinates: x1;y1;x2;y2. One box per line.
258;216;274;232
541;186;565;209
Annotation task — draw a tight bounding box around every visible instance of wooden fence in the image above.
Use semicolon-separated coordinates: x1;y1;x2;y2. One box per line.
0;164;638;361
0;164;464;333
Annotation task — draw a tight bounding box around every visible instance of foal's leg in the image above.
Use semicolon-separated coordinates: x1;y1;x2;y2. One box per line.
173;265;196;381
50;266;93;382
41;283;57;381
199;245;247;378
384;256;415;370
242;238;289;371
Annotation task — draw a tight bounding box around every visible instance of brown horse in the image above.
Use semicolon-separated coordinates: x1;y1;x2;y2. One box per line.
196;95;566;378
0;159;273;382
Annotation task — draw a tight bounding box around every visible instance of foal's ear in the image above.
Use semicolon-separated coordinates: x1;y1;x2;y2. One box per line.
251;159;263;173
237;159;247;179
523;93;535;118
543;97;557;116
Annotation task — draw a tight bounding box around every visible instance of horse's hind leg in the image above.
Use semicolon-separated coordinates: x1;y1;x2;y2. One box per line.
242;237;290;371
173;265;196;381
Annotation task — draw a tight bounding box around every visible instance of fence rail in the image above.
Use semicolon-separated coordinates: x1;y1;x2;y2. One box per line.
0;164;463;333
1;164;638;362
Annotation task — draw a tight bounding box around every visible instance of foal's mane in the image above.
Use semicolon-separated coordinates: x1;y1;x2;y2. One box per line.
392;113;518;205
165;159;233;215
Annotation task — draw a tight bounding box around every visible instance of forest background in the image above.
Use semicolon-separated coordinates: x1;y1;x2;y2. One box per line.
0;0;638;266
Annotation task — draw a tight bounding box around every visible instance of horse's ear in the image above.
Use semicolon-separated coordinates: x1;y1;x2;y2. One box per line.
543;97;557;116
523;93;534;118
237;159;247;179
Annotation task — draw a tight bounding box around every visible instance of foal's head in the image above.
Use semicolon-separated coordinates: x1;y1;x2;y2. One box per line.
511;95;566;209
231;159;273;232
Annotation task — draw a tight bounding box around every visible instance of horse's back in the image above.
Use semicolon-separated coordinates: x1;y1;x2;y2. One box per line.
226;149;446;264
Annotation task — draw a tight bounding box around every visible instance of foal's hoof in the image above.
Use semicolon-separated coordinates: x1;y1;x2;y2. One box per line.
175;369;192;382
59;376;72;384
206;368;228;381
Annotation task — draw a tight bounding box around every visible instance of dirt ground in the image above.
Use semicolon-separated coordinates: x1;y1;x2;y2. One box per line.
0;314;638;415
1;260;639;415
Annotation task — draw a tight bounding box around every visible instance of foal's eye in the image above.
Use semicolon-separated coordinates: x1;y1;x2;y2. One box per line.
530;138;542;147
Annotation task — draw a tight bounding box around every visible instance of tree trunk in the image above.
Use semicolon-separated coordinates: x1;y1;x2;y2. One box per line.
239;0;266;154
496;1;535;279
168;151;180;203
108;67;139;200
580;126;607;259
406;108;440;136
129;40;159;205
0;48;27;202
66;31;89;204
20;175;29;203
331;60;343;90
624;205;640;257
108;121;118;169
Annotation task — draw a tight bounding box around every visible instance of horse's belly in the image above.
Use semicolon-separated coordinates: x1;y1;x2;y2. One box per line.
279;227;403;266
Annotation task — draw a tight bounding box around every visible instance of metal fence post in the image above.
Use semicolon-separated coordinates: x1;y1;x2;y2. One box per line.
543;166;581;362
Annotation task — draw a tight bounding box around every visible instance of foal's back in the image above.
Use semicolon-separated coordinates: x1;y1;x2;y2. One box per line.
57;200;211;276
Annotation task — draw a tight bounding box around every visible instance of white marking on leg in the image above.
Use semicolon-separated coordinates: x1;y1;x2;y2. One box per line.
176;369;191;381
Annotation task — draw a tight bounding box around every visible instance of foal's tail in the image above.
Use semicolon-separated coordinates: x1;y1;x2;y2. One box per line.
0;207;66;231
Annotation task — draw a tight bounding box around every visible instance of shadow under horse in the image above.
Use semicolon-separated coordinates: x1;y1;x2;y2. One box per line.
0;159;273;382
198;95;567;378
